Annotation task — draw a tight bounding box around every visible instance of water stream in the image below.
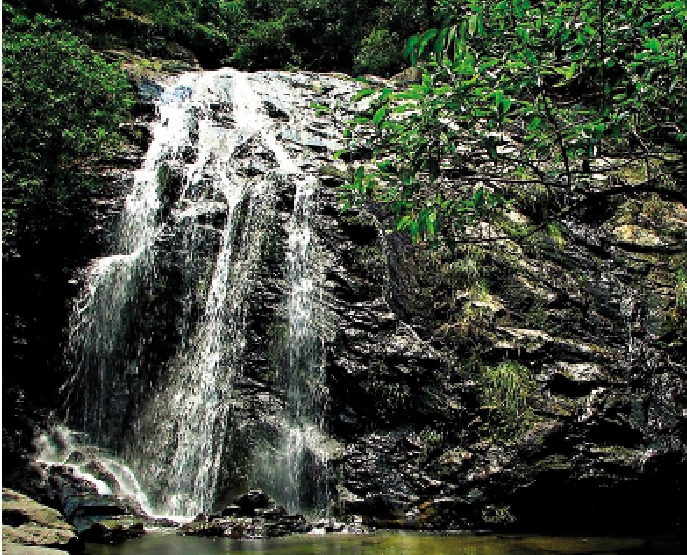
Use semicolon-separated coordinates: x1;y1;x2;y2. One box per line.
63;69;339;517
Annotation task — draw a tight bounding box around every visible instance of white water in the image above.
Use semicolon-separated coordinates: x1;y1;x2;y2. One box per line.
65;69;339;517
35;426;153;512
64;72;209;443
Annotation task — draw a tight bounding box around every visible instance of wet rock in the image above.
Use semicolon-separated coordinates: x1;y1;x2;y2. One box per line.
64;493;132;532
180;513;310;539
2;489;79;551
220;505;241;517
80;518;145;544
540;362;613;397
234;489;270;516
418;497;474;529
64;451;87;465
263;99;290;120
254;506;287;521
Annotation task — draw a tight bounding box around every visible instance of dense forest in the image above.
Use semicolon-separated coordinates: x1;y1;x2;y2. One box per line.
3;0;687;537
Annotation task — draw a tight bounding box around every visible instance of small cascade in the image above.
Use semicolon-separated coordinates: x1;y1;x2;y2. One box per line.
35;426;153;514
241;76;330;515
63;69;352;518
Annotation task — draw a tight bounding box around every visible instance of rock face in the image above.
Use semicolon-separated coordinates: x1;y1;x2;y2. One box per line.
6;68;684;535
2;489;78;552
325;179;687;532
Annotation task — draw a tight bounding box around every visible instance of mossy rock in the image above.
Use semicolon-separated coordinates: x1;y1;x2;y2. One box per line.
2;489;77;550
318;164;349;181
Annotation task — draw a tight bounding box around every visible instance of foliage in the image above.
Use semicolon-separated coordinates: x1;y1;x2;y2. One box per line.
480;360;535;433
231;17;293;70
2;9;134;256
5;0;432;72
354;28;406;77
341;0;686;248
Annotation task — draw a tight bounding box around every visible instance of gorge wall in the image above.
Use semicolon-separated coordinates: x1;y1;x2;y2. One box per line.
7;66;687;534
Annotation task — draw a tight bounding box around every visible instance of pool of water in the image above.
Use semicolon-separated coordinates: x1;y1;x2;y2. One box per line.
84;532;685;555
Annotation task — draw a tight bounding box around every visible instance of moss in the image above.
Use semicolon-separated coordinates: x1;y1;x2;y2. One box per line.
546;221;565;249
318;164;349;180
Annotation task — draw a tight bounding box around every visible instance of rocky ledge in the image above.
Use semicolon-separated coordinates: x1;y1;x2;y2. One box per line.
2;489;78;553
180;490;366;538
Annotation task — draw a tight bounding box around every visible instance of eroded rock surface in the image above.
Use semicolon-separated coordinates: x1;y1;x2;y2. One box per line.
2;489;78;552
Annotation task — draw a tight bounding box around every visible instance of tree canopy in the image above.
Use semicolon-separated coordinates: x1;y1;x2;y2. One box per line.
341;0;686;249
3;7;134;257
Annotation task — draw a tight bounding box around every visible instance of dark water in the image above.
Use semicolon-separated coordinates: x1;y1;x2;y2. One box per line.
84;532;686;555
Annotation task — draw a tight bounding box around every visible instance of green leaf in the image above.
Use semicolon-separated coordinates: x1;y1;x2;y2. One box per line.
354;166;365;182
528;117;542;130
646;37;661;52
397;215;413;230
468;14;478;36
351;88;376;102
373;105;388;126
418;28;438;58
404;34;420;59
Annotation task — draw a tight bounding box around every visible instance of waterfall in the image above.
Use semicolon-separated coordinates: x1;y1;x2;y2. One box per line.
64;69;345;517
63;72;199;443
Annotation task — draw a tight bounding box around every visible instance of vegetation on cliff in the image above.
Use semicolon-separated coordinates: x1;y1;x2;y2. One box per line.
342;0;686;250
338;0;686;441
2;0;432;73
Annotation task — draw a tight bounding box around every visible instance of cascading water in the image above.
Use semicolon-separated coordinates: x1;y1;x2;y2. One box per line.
64;69;347;517
63;74;197;443
247;94;330;514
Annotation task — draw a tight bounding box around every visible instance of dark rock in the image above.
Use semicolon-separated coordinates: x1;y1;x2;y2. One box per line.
234;490;271;516
221;505;241;517
254;506;287;521
80;518;145;543
263;99;290;120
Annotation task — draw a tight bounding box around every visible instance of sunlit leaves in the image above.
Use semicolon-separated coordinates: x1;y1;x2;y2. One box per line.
372;105;388;126
341;0;686;247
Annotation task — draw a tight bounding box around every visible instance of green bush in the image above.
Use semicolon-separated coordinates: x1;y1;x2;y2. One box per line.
2;10;133;254
353;28;406;77
231;18;293;70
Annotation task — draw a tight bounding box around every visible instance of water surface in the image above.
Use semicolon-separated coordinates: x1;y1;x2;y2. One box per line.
84;532;685;555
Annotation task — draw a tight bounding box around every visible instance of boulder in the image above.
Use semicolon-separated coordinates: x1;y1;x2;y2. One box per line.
3;546;69;555
2;489;78;551
80;518;145;544
234;490;270;516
